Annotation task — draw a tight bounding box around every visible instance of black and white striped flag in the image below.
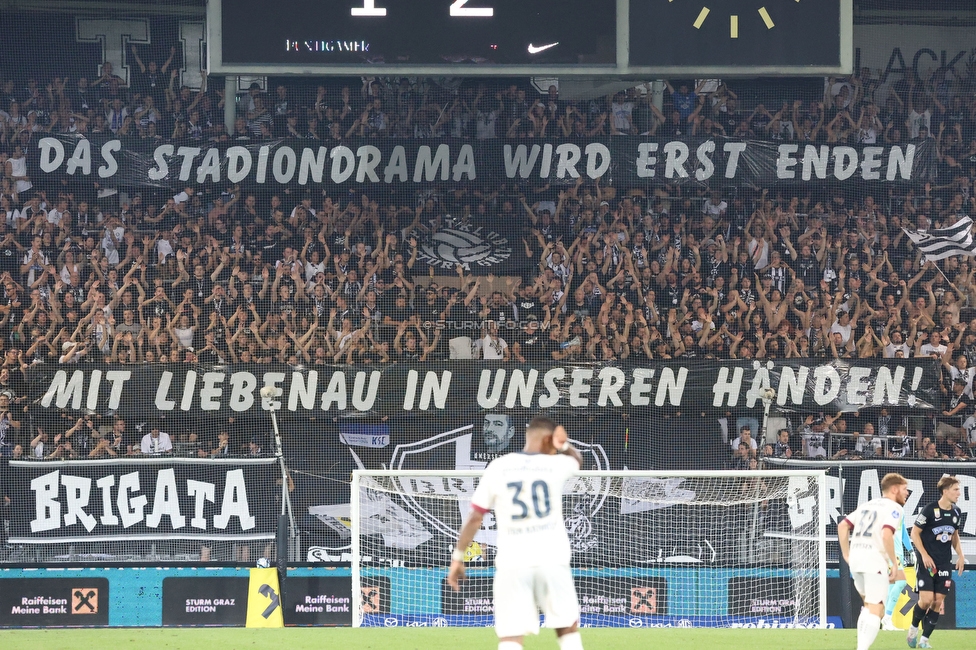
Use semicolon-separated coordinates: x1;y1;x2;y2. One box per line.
903;216;976;261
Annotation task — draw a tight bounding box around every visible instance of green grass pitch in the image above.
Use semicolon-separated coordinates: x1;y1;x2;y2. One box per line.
1;628;975;650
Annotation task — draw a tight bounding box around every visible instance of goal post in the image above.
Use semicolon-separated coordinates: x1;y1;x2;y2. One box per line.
351;469;827;629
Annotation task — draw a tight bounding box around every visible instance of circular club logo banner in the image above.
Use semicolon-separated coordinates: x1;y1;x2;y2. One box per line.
414;225;513;271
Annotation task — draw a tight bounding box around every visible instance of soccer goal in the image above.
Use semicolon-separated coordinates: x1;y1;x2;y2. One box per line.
350;469;827;629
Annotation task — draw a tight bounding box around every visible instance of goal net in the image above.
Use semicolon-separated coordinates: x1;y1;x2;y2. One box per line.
351;469;826;629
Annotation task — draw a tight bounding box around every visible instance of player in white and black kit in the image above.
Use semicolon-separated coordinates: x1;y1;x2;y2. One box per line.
448;416;584;650
907;476;967;649
837;472;909;650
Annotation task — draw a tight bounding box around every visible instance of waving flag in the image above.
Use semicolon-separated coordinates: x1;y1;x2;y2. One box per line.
903;216;976;261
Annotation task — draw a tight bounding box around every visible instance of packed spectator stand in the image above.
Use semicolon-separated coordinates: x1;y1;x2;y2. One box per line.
0;51;975;475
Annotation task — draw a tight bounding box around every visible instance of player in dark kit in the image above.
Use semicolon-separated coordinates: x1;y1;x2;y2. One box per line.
907;476;967;648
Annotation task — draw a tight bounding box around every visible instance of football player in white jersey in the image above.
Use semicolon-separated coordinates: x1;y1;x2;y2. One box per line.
448;416;583;650
838;472;910;650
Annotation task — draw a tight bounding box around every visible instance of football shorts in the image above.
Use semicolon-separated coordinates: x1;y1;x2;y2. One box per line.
493;565;579;637
915;566;953;595
852;569;889;604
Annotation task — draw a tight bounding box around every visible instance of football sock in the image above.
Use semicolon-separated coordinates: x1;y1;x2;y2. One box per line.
856;609;881;650
498;642;522;650
885;581;906;616
922;610;940;639
912;604;927;628
557;631;583;650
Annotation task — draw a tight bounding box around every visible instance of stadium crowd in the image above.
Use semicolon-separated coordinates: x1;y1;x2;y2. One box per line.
0;56;974;464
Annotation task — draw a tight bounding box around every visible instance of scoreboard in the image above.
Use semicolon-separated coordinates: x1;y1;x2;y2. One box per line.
208;0;852;76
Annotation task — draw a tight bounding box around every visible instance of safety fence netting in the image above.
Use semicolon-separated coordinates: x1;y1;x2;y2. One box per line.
0;0;973;566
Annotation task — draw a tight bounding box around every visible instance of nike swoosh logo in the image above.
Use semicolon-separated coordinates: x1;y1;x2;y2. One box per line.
527;42;559;54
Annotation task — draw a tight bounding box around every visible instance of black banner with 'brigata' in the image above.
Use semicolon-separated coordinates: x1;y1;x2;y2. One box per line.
7;458;277;544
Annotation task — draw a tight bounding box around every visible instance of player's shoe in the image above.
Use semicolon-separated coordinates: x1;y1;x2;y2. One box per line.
881;614;896;630
917;639;932;649
906;626;919;648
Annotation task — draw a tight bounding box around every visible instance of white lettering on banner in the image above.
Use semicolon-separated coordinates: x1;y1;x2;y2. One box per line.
30;471;61;533
415;144;451;182
148;144;173;180
227;146;252;182
825;474;844;525
801;145;829;180
197;147;221;183
695;140;715;181
61;473;97;531
299;146;328;184
635;142;658;178
585;143;611;179
34;138;923;184
40;369;85;409
862;147;884;180
785;468;976;541
663;141;689;178
850;469;926;522
146;468;186;529
846;366;872;405
214;469;256;530
833;147;858;181
175;146;201;181
118;471;147;528
187;479;216;529
96;474;119;526
723;142;746;177
87;369;102;411
155;371;176;410
813;366;841;405
229;371;257;410
356;145;382;182
402;370;452;411
786;476;816;529
273;146;298;183
745;361;774;408
99;140;121;178
65;138;91;175
778;144;799;179
712;367;744;407
36;363;932;413
554;143;582;179
27;469;258;533
569;368;594;406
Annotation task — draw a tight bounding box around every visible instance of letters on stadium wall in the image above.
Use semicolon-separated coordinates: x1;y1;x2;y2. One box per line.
26;359;941;420
6;458;277;544
766;460;976;554
29;135;938;190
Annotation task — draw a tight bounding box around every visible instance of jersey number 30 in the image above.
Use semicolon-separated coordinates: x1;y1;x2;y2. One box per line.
507;480;551;520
